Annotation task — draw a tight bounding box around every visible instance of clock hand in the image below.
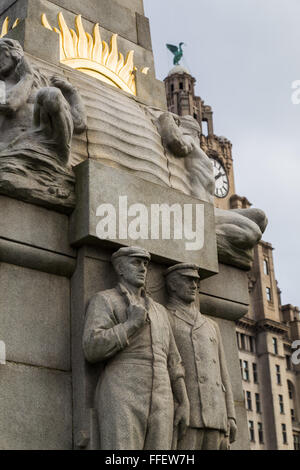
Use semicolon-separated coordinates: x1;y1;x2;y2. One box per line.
215;172;223;180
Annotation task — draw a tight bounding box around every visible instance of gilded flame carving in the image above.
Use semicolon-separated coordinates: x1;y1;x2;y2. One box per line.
41;12;142;96
0;17;20;39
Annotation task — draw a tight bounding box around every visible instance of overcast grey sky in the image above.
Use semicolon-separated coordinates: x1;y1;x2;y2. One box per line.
144;0;300;307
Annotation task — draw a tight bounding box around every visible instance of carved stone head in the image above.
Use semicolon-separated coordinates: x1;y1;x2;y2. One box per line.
0;38;23;78
165;263;200;305
111;246;151;288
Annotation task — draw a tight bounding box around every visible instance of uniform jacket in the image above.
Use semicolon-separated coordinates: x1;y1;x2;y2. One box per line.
167;301;236;432
83;284;185;449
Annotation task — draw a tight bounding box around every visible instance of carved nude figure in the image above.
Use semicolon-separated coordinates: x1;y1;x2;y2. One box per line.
157;111;268;269
165;263;237;450
0;38;86;164
83;246;190;450
157;112;215;203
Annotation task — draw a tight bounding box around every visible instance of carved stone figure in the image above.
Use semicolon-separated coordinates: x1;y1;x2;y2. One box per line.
165;263;237;450
83;246;190;450
215;207;268;269
0;38;86;210
156;111;268;269
156;112;215;203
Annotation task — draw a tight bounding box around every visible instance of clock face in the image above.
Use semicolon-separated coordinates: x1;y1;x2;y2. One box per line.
211;159;229;198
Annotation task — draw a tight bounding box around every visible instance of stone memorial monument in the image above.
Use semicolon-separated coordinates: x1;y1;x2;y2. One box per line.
0;0;267;450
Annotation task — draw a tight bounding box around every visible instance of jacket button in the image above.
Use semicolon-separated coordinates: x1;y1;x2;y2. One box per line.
216;381;220;386
213;359;217;364
210;337;214;342
199;376;207;383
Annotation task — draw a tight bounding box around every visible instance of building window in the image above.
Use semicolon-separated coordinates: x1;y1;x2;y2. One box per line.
288;381;293;400
171;84;174;92
264;259;269;275
236;332;240;349
279;395;284;414
272;337;278;355
241;334;246;350
266;287;272;302
243;360;249;381
240;359;243;378
249;336;255;352
246;391;252;411
258;422;264;444
291;409;295;422
255;393;261;413
276;365;281;385
253;363;258;383
286;355;292;371
179;82;183;90
202;120;208;136
249;421;255;442
294;434;300;450
282;424;288;445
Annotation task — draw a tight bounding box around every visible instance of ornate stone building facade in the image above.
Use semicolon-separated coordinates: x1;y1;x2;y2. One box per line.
165;66;300;450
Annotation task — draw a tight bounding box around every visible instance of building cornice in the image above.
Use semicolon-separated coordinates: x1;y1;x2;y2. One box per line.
256;318;289;335
237;317;290;336
236;316;257;332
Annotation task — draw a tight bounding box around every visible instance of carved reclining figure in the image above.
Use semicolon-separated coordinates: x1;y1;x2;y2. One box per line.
157;111;268;269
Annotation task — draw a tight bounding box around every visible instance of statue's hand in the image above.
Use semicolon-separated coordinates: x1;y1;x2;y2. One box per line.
124;293;148;328
228;418;237;444
158;112;193;157
174;400;190;440
50;75;74;95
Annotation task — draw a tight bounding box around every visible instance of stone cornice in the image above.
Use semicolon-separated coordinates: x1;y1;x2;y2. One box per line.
256;318;289;335
236;316;257;332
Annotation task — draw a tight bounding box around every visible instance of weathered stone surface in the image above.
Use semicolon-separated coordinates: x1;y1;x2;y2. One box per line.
211;317;249;450
200;263;249;306
230;402;250;450
70;159;219;278
4;19;60;66
136;71;168;110
0;196;75;257
44;0;138;44
0;239;76;277
114;0;145;15
200;295;249;322
0;362;72;450
136;13;152;51
0;263;70;370
0;0;17;15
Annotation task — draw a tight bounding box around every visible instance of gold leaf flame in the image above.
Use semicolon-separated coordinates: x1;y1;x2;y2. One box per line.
58;12;75;58
106;34;119;72
41;12;139;95
75;15;88;59
119;50;135;83
92;24;102;62
0;16;20;39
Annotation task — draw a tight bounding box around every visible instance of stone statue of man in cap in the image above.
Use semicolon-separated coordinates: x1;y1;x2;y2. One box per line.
83;246;190;450
165;263;237;450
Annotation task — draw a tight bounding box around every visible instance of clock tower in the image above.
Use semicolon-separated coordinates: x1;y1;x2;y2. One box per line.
164;65;236;210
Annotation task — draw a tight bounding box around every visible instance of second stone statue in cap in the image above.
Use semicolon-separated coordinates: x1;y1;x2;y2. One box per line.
165;262;237;450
